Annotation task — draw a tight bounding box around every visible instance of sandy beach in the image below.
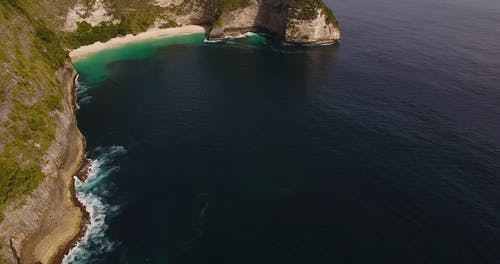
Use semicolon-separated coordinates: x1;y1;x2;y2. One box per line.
69;25;207;61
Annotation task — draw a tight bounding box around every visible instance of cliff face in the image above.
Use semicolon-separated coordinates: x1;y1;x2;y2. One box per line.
0;1;85;262
285;10;340;44
208;0;287;39
207;0;340;44
64;0;117;31
0;63;84;264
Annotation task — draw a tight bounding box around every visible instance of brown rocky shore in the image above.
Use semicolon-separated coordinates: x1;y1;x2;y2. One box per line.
0;63;87;263
52;158;93;264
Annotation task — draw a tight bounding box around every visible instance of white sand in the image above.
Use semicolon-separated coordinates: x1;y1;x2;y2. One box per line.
69;25;207;61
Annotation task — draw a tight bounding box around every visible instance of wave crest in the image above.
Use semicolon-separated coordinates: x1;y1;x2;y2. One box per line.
63;146;126;264
75;75;92;109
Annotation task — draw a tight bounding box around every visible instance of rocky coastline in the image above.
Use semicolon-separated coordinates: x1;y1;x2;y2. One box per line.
0;63;86;263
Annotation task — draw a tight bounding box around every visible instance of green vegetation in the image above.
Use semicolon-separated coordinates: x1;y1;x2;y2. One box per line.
320;1;339;27
2;0;69;69
118;4;164;33
64;0;165;48
159;19;179;29
0;87;62;219
65;21;124;48
207;0;250;26
33;19;68;68
0;0;65;222
289;0;339;27
0;162;44;219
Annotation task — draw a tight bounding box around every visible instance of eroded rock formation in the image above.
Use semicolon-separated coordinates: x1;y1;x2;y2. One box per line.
207;0;340;44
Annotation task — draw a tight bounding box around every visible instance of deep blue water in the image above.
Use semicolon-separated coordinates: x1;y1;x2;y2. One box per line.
68;0;500;263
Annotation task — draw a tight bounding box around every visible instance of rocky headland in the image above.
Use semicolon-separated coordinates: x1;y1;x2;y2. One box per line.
208;0;340;44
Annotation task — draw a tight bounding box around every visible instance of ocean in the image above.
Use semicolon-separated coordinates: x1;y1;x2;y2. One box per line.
66;0;500;263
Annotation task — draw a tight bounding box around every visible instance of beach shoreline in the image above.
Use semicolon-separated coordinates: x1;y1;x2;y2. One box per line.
69;25;207;62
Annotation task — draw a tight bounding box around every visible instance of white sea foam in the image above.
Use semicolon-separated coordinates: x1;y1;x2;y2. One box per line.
226;32;259;39
75;75;92;108
63;146;126;264
203;32;261;43
203;38;222;43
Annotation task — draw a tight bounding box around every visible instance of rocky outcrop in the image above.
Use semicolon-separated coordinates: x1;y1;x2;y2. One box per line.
207;0;340;44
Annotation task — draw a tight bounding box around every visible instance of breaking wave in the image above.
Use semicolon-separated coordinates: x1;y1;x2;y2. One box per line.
75;75;92;109
63;146;126;264
226;32;259;39
204;32;262;43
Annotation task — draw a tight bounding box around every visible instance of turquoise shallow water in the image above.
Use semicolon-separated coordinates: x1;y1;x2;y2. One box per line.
68;0;500;262
73;33;206;84
73;33;269;85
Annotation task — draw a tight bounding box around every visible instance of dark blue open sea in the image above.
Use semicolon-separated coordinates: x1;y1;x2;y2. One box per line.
65;0;500;263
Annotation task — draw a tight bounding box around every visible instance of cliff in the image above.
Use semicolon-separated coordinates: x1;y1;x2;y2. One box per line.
286;0;340;44
0;1;84;262
0;63;85;264
208;0;340;44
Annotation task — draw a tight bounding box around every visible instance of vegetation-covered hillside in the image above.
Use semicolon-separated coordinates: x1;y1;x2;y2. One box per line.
207;0;250;26
0;0;69;217
65;0;166;48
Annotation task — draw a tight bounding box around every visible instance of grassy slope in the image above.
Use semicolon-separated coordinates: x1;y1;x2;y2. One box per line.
0;0;71;219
